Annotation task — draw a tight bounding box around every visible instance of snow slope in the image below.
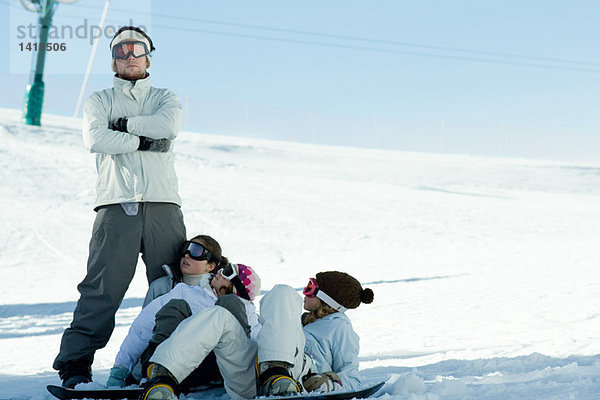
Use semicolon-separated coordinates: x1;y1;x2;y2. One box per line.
0;107;599;399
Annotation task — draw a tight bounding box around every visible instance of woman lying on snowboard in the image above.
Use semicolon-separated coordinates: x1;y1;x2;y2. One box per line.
141;270;374;400
106;234;261;394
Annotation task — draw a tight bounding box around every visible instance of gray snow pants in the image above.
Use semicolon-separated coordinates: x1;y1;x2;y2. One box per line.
53;203;186;371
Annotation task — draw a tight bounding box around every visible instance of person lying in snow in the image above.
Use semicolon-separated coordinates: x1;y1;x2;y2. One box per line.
106;236;261;394
140;270;374;400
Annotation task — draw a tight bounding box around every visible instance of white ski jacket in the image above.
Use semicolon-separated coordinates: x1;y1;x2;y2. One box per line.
82;75;182;210
302;312;361;390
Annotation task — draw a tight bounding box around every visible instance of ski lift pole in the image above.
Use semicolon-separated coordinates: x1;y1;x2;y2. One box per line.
74;0;111;117
22;0;56;126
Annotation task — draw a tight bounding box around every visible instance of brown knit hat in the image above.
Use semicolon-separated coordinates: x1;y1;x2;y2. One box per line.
315;271;374;310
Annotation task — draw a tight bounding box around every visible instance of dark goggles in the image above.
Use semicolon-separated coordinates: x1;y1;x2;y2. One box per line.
112;40;150;59
181;241;213;262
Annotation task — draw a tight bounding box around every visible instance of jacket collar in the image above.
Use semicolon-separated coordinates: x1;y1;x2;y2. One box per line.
113;74;151;100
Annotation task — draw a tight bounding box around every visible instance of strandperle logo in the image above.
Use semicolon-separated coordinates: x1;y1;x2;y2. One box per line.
15;19;148;45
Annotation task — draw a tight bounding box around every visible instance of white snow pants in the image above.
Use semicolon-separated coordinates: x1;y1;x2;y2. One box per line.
257;284;312;382
150;306;257;400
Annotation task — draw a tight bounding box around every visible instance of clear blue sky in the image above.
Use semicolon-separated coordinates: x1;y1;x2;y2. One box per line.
2;0;599;160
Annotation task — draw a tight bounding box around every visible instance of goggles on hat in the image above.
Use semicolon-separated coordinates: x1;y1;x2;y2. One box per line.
181;241;213;262
218;263;250;300
218;263;238;281
303;278;347;312
112;40;150;59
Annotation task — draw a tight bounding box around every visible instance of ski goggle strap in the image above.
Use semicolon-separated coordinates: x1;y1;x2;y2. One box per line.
303;278;347;313
181;241;215;263
112;41;150;59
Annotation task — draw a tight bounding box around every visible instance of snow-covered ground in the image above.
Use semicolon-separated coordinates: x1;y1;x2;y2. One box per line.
1;107;599;399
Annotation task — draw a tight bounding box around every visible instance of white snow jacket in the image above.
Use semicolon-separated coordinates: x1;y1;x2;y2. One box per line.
82;75;183;210
302;312;361;390
115;282;260;372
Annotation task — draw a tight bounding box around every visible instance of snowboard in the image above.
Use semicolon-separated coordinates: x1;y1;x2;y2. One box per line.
46;383;223;400
259;381;385;400
47;385;143;400
47;381;384;400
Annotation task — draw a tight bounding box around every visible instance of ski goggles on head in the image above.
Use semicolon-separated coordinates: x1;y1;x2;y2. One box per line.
217;263;251;300
218;263;238;281
111;40;150;59
302;277;347;312
181;241;213;262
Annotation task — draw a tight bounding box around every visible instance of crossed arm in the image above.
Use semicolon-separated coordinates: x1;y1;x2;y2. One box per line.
82;90;182;155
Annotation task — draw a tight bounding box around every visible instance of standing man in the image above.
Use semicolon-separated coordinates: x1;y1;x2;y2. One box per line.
53;26;187;388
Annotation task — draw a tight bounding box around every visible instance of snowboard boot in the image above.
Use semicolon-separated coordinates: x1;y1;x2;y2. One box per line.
258;361;300;397
141;382;178;400
58;359;92;388
141;364;180;400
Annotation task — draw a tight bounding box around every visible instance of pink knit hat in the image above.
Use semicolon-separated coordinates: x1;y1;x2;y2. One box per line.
231;263;261;301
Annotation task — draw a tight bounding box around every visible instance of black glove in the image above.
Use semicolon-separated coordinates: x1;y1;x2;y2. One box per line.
138;136;171;152
109;117;128;132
